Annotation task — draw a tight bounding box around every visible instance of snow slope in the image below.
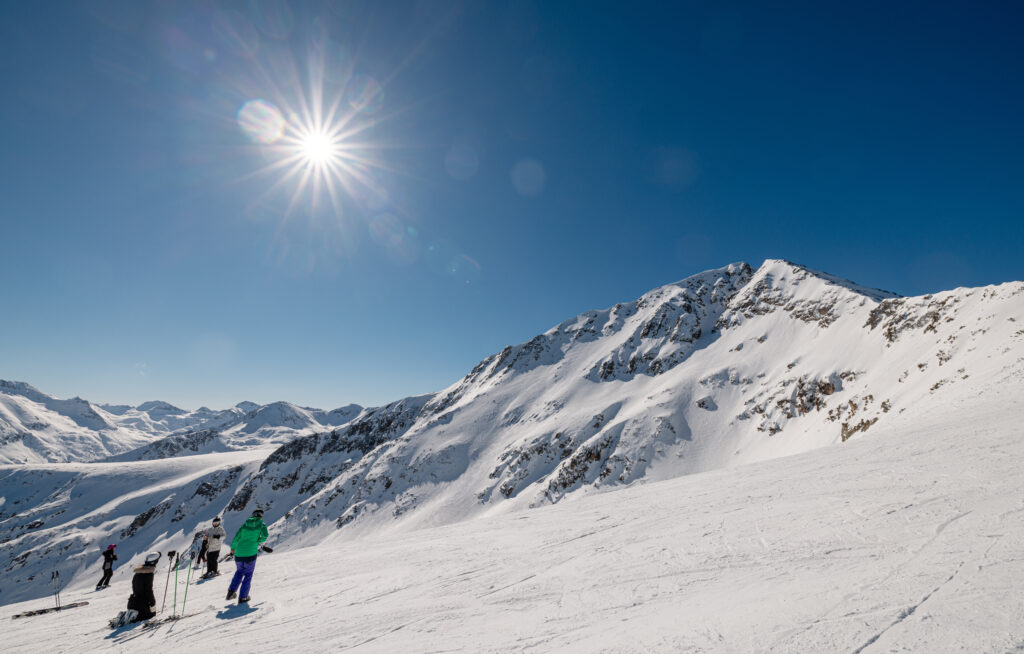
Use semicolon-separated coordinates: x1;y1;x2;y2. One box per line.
2;259;1022;617
2;384;1021;653
0;450;271;604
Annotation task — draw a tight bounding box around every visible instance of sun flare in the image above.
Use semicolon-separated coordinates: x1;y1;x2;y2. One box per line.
234;46;395;219
299;130;337;165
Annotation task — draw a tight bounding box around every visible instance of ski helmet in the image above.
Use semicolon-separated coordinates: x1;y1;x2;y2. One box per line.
106;544;115;550
144;552;161;566
212;516;221;524
251;508;264;518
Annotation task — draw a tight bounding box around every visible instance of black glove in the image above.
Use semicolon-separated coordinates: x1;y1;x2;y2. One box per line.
261;545;274;553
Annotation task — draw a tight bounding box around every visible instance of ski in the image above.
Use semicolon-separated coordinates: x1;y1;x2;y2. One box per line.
140;610;206;629
12;601;89;619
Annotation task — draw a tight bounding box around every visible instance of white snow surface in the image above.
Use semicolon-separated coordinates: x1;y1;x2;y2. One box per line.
2;385;1022;653
2;259;1023;650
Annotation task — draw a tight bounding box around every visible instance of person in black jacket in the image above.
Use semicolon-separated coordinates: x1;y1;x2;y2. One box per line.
126;552;161;621
96;544;117;589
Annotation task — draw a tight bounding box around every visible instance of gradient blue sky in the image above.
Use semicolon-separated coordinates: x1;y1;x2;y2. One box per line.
2;1;1021;410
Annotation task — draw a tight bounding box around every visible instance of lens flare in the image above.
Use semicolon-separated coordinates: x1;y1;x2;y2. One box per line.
237;100;285;144
346;74;384;114
445;144;479;181
511;158;546;197
370;213;420;265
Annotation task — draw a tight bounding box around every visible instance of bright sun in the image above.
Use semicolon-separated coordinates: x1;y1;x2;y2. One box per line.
236;60;388;217
300;130;336;165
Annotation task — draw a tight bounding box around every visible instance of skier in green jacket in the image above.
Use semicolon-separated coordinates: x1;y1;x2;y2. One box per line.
225;508;269;604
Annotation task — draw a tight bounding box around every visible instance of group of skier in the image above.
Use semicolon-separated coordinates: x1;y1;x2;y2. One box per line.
99;509;269;625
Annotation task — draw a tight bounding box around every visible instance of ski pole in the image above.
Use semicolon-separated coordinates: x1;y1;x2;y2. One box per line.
180;551;196;615
161;551;177;613
54;570;61;609
173;553;180;617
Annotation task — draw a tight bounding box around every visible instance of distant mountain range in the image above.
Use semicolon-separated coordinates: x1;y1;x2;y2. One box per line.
0;381;363;464
2;259;1022;605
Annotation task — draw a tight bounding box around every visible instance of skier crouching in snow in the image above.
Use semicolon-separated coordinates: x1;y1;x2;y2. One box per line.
126;552;161;621
203;516;227;577
226;508;268;603
96;544;117;589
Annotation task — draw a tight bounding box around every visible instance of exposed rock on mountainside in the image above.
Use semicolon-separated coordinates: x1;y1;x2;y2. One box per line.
106;429;226;462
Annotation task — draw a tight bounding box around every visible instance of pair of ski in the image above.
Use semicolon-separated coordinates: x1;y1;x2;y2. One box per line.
11;571;89;619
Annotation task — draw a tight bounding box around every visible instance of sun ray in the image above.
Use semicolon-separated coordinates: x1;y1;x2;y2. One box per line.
228;33;428;233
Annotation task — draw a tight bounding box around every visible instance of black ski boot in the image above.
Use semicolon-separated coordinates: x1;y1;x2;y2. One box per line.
226;590;236;601
238;596;250;604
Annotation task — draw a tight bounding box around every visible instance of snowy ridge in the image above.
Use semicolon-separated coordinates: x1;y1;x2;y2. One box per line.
104;429;235;462
2;259;1022;611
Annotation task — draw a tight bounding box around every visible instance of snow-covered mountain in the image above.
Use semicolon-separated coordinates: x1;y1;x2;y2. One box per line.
0;381;151;464
0;385;363;465
4;384;1022;652
236;259;1022;545
103;402;365;462
2;259;1022;609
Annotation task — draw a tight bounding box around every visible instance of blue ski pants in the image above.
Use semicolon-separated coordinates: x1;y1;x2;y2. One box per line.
228;559;256;598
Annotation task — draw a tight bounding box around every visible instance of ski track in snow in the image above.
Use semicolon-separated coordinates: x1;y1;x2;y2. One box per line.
2;388;1023;652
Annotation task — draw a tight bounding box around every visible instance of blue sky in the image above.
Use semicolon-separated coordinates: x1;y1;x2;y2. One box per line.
1;1;1021;410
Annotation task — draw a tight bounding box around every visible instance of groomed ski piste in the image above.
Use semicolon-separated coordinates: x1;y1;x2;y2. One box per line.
4;385;1022;652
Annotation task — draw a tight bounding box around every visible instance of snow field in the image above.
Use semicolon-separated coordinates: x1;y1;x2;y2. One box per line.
4;386;1021;653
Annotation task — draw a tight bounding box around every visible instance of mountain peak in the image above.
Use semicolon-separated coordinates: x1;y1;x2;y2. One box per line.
136;400;186;414
753;259;901;301
0;380;50;401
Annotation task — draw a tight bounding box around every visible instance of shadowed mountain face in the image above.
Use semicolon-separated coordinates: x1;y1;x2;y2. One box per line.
2;259;1022;605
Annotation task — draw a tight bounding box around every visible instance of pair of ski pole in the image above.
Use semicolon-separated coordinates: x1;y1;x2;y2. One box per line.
51;570;61;610
160;550;197;617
